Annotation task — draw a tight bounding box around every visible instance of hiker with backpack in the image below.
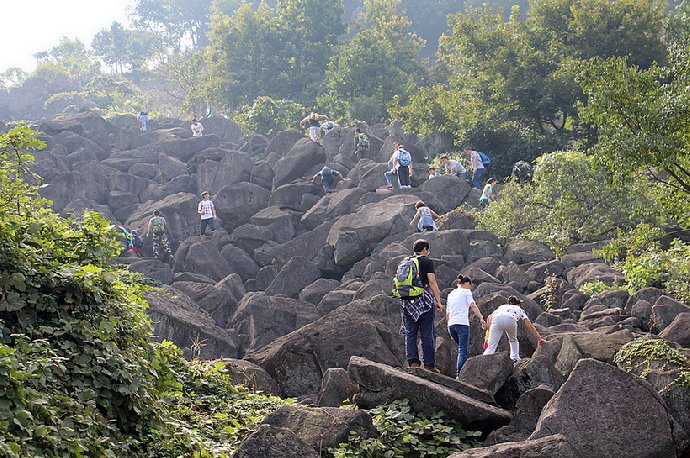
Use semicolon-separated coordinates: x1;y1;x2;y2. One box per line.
198;191;217;240
466;147;489;189
410;200;440;232
393;239;443;372
395;144;413;189
354;128;370;155
313;165;344;194
118;226;143;257
146;210;173;260
300;112;329;143
479;178;496;209
483;296;545;362
446;275;486;377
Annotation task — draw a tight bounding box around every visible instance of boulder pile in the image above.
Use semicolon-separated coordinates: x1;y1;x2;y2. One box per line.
24;112;690;457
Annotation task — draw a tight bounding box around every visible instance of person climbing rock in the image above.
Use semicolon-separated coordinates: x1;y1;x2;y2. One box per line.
312;165;344;194
300;112;329;143
384;143;401;189
146;210;173;260
479;178;496;209
394;239;443;373
138;111;148;132
446;275;485;378
483;296;545;362
191;118;204;137
198;191;217;240
396;145;413;189
441;155;467;180
410;200;440;232
118;226;143;257
354;127;370;155
466;147;486;189
321;119;338;136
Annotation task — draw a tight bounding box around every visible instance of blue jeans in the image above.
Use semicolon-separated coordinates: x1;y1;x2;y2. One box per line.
404;307;436;367
472;167;485;189
448;324;470;377
384;161;399;187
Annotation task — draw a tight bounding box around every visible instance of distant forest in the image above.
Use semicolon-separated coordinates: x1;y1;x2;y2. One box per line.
1;0;689;173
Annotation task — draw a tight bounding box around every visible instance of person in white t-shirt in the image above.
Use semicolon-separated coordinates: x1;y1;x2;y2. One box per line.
483;296;545;362
446;275;486;377
191;118;205;137
197;191;217;240
466;147;485;189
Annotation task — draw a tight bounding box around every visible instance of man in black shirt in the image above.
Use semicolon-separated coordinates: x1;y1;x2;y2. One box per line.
400;239;443;372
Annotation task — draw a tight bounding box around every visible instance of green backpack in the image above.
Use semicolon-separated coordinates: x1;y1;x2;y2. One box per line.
392;256;425;299
150;216;165;233
358;133;370;149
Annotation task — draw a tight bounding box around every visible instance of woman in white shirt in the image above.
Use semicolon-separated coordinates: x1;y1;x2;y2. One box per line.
483;296;545;362
191;118;205;137
446;275;486;378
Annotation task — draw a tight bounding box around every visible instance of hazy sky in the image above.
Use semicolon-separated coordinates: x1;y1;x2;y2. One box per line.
0;0;136;72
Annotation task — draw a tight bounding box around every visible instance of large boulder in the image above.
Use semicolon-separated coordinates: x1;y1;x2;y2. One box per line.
216;358;281;395
503;240;554;264
199;116;244;142
566;262;625;289
326;194;419;270
300;188;367;230
265;129;303;156
170;280;241;326
172;239;234;282
448;434;577;458
234;425;319;458
530;358;688;457
272;138;326;189
458;352;514;396
214;182;271;230
659;313;690;347
261;405;377;452
125;192;199;242
650;295;690;334
264;257;322;299
228;292;320;356
246;295;404;397
145;286;237;359
419;175;471;212
484;385;555;445
348;357;512;434
316;368;360;407
195;151;253;195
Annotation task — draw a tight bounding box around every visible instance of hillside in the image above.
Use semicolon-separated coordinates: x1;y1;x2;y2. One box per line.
1;114;688;456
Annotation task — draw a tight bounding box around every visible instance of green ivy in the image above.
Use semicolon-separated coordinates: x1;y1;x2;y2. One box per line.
614;337;690;392
579;280;628;297
330;399;480;458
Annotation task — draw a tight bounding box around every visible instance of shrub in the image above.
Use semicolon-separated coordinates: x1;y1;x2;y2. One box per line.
232;96;306;138
330;399;480;457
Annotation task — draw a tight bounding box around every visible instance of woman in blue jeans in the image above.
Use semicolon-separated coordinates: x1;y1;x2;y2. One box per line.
446;275;486;378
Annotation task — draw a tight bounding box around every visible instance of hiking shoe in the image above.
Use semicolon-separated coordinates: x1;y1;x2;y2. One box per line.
386;184;393;189
424;366;440;374
409;362;421;368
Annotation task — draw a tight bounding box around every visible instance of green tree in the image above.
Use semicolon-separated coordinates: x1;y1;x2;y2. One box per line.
92;22;160;74
132;0;213;49
319;0;425;123
0;68;28;91
33;37;100;88
474;151;662;254
232;95;305;137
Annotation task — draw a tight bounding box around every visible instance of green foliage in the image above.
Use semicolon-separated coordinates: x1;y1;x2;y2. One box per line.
579;280;627;297
233;96;306;137
0;126;290;457
577;45;690;228
320;0;426;123
132;0;213;49
614;337;690;392
91;22;161;74
603;232;690;305
331;399;480;457
474;151;662;254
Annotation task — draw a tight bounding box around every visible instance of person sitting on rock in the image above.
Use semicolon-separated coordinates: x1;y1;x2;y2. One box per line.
384;143;401;189
410;200;440;232
312;165;343;194
446;275;486;378
198;191;217;240
479;178;496;209
483;295;545;362
147;210;173;260
191;118;204;137
399;239;443;372
300;112;329;143
428;166;441;179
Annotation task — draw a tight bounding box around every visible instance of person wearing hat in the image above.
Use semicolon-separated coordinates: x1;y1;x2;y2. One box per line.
483;295;545;362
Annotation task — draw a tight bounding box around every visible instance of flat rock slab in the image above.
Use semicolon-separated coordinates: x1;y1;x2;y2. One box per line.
406;368;497;405
347;356;511;433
